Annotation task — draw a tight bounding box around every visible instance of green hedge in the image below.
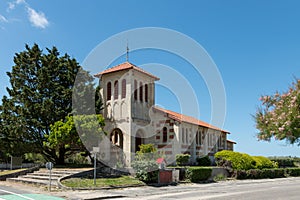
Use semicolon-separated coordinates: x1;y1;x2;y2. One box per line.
176;154;190;166
215;150;277;170
253;156;277;169
286;168;300;177
269;158;296;168
214;151;256;170
235;168;300;179
196;156;211;166
186;167;212;182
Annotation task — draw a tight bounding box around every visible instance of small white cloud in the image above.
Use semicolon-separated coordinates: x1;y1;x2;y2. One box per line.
0;14;8;23
7;2;15;11
7;0;26;11
27;7;49;29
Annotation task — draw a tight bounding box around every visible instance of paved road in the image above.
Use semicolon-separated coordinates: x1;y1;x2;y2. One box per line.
0;184;64;200
1;177;300;199
61;177;300;200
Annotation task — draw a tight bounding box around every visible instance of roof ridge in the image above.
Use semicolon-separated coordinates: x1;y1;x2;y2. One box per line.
154;106;228;133
95;62;159;80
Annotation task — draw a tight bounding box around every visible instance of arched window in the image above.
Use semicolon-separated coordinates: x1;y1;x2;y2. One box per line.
196;131;199;145
186;128;188;144
182;128;185;143
114;80;119;100
139;82;143;102
199;131;202;145
107;82;111;101
121;79;126;99
163;127;168;143
134;80;137;101
110;129;123;149
145;84;148;102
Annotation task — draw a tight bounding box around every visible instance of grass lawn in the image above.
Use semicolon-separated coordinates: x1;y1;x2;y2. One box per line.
62;176;144;188
0;169;26;176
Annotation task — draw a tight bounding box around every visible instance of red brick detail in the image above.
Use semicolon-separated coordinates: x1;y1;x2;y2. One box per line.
159;171;172;183
156;136;160;140
169;135;174;139
169;129;174;133
165;151;173;155
158;144;172;149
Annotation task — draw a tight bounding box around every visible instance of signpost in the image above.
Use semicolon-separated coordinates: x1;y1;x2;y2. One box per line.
92;147;100;186
45;162;53;192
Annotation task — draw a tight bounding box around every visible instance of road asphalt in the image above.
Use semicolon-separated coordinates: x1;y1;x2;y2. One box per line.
1;177;300;200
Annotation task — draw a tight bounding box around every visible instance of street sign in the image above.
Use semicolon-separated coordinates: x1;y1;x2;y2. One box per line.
45;162;53;170
45;162;54;192
93;147;100;153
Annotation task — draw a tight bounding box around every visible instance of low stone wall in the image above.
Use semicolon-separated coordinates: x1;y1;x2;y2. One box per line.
172;167;229;182
0;166;40;181
58;167;130;190
209;167;230;181
0;163;37;170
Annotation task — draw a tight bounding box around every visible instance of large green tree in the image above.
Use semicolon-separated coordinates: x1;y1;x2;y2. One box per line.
255;79;300;145
43;114;105;164
0;44;101;162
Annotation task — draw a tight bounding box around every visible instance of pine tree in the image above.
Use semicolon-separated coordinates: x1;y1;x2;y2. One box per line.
0;44;102;163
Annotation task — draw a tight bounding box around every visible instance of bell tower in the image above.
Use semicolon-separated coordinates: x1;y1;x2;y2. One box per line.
95;62;159;166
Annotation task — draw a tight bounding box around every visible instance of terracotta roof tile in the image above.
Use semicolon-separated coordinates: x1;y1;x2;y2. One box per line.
154;106;229;133
226;139;236;144
94;62;160;80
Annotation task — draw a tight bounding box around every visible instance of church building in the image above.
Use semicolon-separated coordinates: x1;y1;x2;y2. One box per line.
94;61;235;167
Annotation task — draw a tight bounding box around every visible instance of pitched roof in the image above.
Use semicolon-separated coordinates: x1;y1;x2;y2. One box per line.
154;106;229;134
94;62;160;80
226;139;237;144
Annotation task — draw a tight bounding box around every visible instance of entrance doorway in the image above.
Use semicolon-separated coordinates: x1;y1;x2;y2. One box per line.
135;130;144;152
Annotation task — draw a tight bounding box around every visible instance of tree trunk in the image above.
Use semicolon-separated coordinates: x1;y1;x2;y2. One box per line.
56;147;66;165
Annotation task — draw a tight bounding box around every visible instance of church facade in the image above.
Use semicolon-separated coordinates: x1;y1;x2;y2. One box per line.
95;62;235;167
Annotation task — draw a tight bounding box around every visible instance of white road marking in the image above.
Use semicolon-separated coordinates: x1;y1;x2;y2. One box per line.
0;188;34;200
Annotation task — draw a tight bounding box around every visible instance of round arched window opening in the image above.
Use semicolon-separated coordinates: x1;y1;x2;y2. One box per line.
110;128;123;149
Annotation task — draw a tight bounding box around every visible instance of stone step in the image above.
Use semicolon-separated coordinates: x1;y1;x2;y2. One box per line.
22;174;61;180
7;177;58;186
31;172;66;177
33;171;77;176
6;168;93;186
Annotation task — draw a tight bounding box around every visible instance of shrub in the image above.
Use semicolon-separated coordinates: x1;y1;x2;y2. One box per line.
24;153;46;164
286;168;300;177
186;167;212;182
234;170;248;179
132;144;160;183
214;150;256;170
269;157;296;168
196;156;211;166
132;160;158;183
176;154;190;166
235;168;286;179
253;156;277;169
65;152;90;165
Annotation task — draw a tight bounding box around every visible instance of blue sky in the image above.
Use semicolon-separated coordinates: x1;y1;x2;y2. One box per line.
0;0;299;157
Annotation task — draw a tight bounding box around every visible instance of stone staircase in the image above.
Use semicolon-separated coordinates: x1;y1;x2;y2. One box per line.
7;168;92;186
